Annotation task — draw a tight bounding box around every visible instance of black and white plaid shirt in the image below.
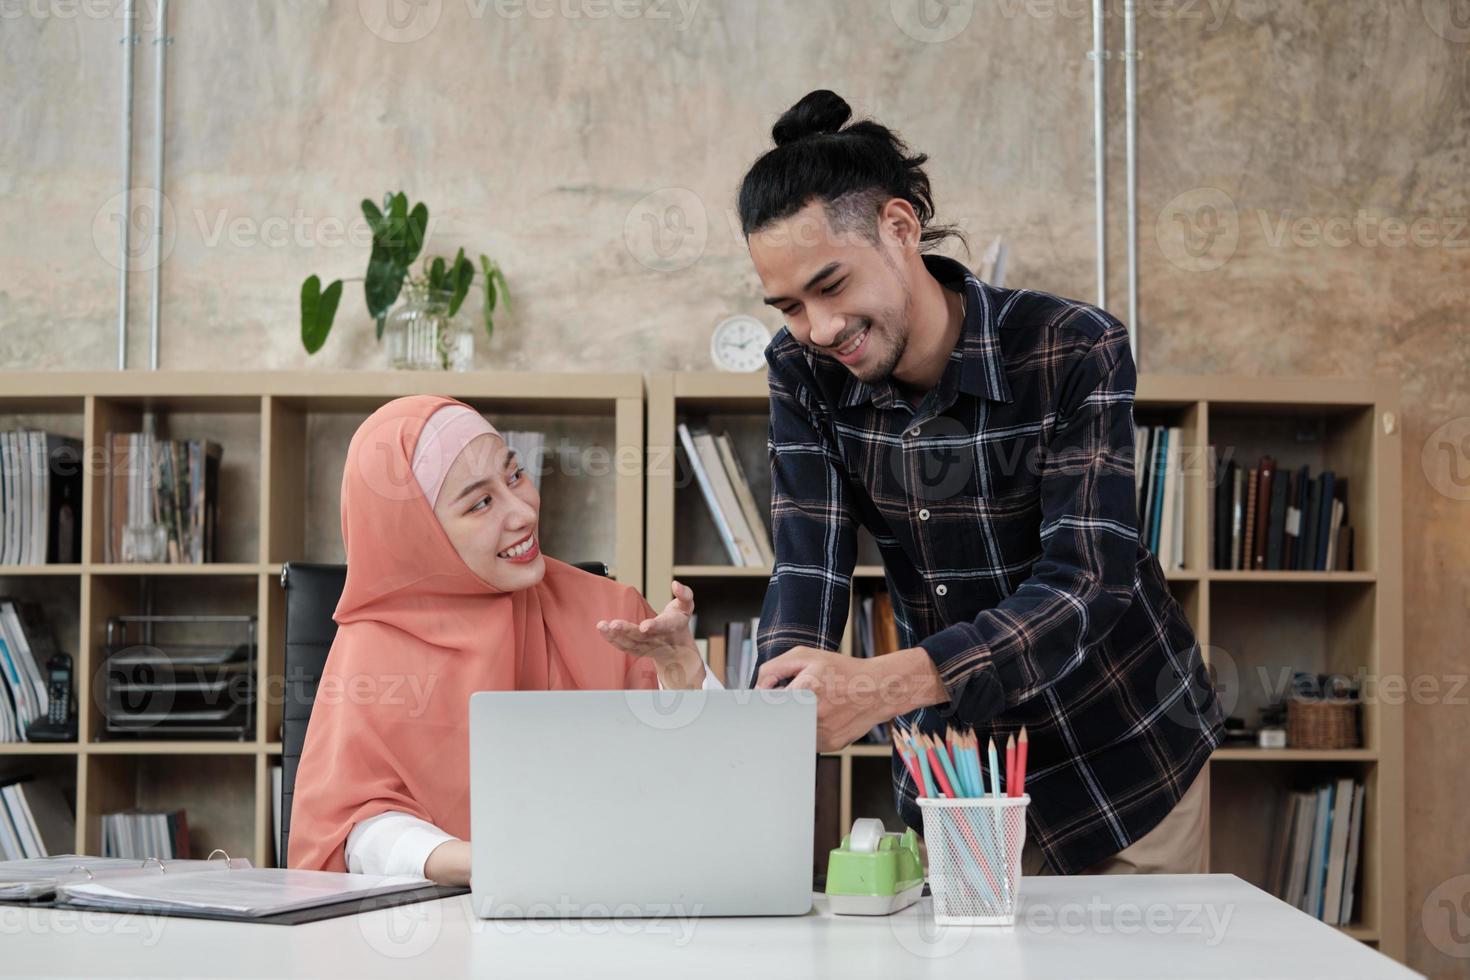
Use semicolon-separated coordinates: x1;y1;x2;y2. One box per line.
755;254;1224;875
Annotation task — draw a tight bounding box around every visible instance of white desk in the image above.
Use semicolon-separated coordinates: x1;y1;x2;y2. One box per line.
1;874;1420;979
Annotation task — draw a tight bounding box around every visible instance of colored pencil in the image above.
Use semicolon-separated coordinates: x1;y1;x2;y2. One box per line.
910;732;939;798
923;735;956;798
934;732;967;799
1005;733;1017;797
1012;726;1029;798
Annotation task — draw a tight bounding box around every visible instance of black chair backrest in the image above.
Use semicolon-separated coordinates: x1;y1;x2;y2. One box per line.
277;559;611;867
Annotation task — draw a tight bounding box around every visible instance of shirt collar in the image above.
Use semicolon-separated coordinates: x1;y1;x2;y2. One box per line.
838;253;1013;410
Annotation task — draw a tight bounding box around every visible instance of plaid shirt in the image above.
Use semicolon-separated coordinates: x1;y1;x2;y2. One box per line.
755;254;1224;875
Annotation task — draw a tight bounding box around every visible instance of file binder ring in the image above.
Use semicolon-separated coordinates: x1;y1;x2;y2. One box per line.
143;857;166;872
69;865;95;880
205;849;236;868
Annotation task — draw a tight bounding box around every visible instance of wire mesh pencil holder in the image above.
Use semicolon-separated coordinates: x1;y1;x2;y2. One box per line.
917;794;1029;926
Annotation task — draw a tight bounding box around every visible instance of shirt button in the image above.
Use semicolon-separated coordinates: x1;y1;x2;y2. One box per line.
936;584;948;597
919;508;931;521
907;427;921;438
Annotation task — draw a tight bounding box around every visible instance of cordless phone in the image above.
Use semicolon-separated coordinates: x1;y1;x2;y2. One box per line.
26;652;77;742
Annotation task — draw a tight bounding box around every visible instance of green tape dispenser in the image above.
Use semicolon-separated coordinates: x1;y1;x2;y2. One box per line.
824;818;924;915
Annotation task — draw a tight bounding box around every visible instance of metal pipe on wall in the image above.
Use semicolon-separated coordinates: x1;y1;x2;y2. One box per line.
1090;0;1107;311
1124;0;1139;357
115;0;136;371
148;0;169;371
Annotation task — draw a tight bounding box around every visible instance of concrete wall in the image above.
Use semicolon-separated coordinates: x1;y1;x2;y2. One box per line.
2;1;1465;972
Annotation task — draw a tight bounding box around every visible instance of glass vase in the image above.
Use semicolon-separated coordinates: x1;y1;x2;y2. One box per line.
383;283;474;371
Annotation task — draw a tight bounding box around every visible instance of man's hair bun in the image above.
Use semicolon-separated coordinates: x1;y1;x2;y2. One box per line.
771;89;852;146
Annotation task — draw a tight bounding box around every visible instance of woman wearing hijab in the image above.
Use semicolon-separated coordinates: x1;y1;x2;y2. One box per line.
287;395;721;885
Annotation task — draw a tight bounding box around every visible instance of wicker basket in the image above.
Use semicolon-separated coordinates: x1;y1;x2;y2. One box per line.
1286;697;1361;750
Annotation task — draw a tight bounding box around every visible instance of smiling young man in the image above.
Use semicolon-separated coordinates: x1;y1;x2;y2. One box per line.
740;91;1226;877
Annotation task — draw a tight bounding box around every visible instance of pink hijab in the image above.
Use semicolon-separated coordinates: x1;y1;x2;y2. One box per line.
287;395;657;873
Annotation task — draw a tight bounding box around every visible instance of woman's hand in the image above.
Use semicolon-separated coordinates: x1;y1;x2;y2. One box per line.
423;839;471;887
596;580;707;690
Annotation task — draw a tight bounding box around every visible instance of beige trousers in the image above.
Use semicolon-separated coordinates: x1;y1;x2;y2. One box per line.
1020;766;1210;876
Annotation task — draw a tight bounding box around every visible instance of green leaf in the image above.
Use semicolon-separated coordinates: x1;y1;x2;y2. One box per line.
446;248;473;317
404;202;429;264
365;244;407;325
300;275;343;354
361;198;384;236
479;255;509;338
428;256;447;292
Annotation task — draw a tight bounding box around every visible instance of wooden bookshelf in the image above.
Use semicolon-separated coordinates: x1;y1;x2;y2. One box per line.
646;371;1405;961
0;369;1406;963
0;371;645;870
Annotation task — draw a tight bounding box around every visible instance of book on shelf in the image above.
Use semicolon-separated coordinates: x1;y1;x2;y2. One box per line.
0;599;60;743
1266;777;1365;925
0;776;75;860
102;808;191;861
103;431;223;564
676;422;772;567
0;429;82;566
720;616;760;689
714;433;775;567
1211;456;1353;571
1133;425;1185;570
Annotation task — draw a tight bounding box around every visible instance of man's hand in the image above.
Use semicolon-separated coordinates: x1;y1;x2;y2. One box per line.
596;580;707;690
755;646;950;752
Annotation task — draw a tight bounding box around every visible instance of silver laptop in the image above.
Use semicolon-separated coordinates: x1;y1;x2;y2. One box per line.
468;689;816;918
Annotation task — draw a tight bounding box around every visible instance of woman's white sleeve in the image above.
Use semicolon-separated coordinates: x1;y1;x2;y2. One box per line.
344;810;457;878
655;662;725;691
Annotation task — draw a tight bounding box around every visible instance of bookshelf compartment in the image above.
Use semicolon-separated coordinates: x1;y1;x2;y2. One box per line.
686;576;769;688
672;411;771;569
1209;758;1376;934
0;753;80;855
88;396;262;566
84;574;260;746
83;753;255;860
0;572;81;681
1205;405;1375;574
0;403;87;570
1209;580;1376;749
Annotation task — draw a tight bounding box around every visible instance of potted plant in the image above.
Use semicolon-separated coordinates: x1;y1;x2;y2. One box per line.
300;191;509;370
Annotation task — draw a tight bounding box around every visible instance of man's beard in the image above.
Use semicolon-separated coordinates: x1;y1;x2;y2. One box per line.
850;291;911;384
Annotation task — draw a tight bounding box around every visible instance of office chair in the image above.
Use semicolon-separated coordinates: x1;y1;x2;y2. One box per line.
277;559;611;867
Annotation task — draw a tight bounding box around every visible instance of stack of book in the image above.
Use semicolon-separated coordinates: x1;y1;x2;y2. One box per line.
0;777;75;859
1212;455;1352;571
0;599;60;742
101;808;191;860
1134;425;1186;570
1265;777;1366;926
103;431;223;564
677;423;773;568
0;429;83;565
